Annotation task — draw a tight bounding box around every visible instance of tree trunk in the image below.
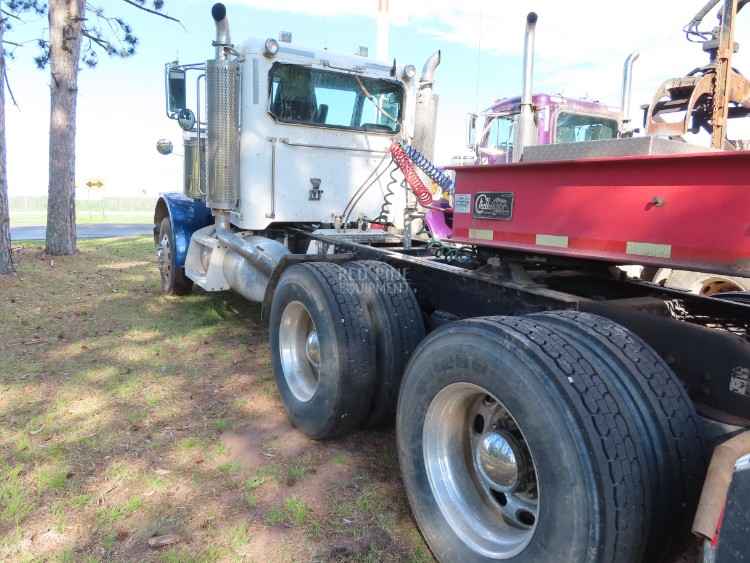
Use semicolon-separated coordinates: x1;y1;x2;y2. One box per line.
45;0;84;256
0;17;14;274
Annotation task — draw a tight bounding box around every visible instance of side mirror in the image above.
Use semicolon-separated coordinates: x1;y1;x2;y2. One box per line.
466;113;478;149
167;65;187;116
156;139;174;155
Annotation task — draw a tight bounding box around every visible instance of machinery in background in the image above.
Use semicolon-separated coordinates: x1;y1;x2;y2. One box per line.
647;0;750;149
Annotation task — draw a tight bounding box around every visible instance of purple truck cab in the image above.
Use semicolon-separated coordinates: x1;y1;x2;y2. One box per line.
474;94;623;165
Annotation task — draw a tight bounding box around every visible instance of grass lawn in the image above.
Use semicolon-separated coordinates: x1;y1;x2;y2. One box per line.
0;238;432;562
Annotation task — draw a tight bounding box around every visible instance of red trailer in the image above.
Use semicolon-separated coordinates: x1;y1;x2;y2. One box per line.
450;150;750;278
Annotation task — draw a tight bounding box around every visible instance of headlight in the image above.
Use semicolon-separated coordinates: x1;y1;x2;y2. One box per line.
402;65;417;80
264;38;279;57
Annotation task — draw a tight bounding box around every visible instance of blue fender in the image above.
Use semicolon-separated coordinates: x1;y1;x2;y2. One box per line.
154;193;212;268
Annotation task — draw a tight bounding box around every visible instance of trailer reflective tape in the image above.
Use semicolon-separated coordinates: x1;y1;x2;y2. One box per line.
536;234;569;248
469;229;494;241
626;241;672;259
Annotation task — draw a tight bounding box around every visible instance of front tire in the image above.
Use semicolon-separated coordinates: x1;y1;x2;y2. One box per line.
397;316;651;563
156;217;192;295
270;262;376;439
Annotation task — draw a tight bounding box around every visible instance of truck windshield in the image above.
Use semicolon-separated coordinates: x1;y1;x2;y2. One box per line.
556;113;618;143
269;63;403;133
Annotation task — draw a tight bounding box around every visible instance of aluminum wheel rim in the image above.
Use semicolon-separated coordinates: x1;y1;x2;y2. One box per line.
278;301;320;402
423;383;539;559
157;233;172;287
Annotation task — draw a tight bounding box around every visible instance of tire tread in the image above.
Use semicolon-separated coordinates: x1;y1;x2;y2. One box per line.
344;260;425;426
467;316;649;563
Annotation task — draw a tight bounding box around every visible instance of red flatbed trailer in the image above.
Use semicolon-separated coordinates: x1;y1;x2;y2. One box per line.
450;150;750;277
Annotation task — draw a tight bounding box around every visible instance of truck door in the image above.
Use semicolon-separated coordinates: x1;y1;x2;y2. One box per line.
478;114;518;165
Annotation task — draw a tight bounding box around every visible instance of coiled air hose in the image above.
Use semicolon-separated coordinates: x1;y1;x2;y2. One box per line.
400;143;454;191
390;143;433;207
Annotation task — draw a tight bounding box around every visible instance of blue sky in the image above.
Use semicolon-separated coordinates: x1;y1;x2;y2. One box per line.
5;0;749;197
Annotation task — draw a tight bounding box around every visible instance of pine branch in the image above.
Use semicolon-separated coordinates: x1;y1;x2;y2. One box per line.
3;63;19;108
1;8;23;21
119;0;184;29
81;29;114;52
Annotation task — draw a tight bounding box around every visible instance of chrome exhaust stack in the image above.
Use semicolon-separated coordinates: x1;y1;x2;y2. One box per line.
212;3;232;61
621;51;640;132
413;51;441;161
516;12;538;163
420;50;441;84
206;3;241;213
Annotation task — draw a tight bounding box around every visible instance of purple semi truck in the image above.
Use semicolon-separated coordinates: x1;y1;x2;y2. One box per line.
469;93;624;165
434;94;629;239
456;37;640;165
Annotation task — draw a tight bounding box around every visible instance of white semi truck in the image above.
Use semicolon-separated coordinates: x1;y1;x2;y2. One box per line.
154;4;749;562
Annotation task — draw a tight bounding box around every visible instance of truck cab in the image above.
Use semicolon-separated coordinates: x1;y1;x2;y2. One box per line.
154;3;441;300
161;32;424;233
230;38;416;230
468;94;622;165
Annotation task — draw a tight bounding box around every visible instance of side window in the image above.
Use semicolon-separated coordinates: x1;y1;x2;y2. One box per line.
487;116;515;151
482;115;516;153
556;113;618;143
360;92;402;130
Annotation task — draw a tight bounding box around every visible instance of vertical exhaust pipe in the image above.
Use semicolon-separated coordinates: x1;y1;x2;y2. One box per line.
516;12;538;162
212;3;232;61
207;3;241;213
621;51;640;130
413;51;441;161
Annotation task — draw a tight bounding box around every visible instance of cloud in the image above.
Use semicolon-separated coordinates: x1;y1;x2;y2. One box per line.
228;0;687;61
230;1;747;136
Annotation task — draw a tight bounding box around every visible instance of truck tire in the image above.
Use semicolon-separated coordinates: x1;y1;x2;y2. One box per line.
157;217;192;295
397;316;652;563
269;262;376;439
343;261;425;428
530;311;706;560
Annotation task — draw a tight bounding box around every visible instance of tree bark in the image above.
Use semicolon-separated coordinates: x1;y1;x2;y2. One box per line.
0;17;14;274
45;0;84;256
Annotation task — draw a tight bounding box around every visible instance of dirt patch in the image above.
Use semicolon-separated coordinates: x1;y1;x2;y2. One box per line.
0;237;433;562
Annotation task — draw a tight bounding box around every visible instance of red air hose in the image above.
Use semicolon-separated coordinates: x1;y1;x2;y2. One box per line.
390;143;433;207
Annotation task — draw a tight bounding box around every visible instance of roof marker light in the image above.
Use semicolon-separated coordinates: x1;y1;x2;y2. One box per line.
403;64;417;80
264;38;279;57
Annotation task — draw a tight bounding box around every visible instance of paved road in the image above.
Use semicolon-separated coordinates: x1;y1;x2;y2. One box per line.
11;223;153;241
